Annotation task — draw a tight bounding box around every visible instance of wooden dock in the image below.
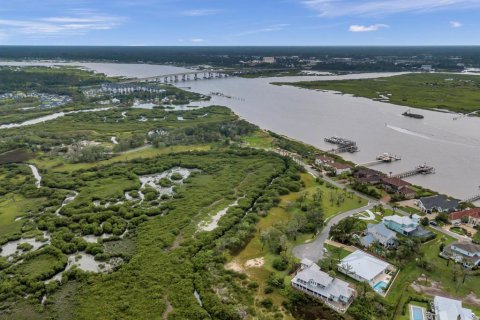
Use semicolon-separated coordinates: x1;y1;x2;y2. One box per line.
462;194;480;203
324;137;359;153
359;153;401;167
392;164;435;178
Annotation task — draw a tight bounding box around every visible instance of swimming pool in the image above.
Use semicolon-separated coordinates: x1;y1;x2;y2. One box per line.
373;281;388;293
410;305;425;320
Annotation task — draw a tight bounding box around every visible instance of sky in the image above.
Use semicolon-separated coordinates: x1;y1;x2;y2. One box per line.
0;0;480;45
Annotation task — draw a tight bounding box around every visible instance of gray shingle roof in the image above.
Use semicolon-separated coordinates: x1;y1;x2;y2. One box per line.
419;195;460;211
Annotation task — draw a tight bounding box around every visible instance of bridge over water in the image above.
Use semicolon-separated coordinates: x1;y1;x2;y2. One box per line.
119;68;293;84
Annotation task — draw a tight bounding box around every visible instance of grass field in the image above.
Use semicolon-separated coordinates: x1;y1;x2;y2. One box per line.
279;73;480;114
31;144;211;172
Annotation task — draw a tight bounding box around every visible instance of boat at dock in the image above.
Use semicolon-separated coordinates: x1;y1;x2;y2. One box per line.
402;110;424;119
376;153;401;162
324;136;359;153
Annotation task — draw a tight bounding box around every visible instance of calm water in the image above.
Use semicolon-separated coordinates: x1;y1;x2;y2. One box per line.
2;61;479;203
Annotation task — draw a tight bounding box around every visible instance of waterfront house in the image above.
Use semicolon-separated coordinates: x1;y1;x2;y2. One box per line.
417;195;460;214
398;186;416;199
449;208;480;226
338;250;394;288
380;176;416;199
441;242;480;268
353;168;383;185
330;162;352;175
380;177;410;192
433;296;475;320
292;262;355;313
382;214;420;236
315;155;335;166
315;156;352;175
361;223;397;248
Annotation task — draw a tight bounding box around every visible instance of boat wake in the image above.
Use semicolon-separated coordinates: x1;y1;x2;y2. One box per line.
386;124;434;141
386;124;480;148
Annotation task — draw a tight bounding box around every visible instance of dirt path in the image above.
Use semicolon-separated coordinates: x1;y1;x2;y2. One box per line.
162;296;173;320
324;239;356;252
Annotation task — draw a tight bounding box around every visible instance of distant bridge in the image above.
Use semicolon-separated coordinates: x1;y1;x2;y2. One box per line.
118;68;294;84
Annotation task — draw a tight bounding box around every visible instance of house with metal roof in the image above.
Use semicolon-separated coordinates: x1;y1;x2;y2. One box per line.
417;195;460;214
338;250;394;288
383;214;421;236
433;296;475;320
441;242;480;268
360;223;397;248
292;262;355;313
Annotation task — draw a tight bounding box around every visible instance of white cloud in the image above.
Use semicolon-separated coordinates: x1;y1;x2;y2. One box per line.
181;9;222;17
349;24;389;32
301;0;480;17
190;38;205;42
0;12;124;38
450;20;463;28
235;24;290;36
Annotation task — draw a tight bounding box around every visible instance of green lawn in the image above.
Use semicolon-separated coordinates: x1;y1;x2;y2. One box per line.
242;130;275;149
279;73;480;114
450;226;467;236
0;194;46;242
323;243;352;259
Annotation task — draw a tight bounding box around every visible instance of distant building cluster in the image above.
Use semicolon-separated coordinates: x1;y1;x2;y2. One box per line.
0;91;72;109
84;83;166;98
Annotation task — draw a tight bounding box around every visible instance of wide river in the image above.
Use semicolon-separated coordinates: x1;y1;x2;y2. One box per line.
2;61;479;204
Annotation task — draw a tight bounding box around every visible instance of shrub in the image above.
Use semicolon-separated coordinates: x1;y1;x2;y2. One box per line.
260;298;273;309
272;257;288;271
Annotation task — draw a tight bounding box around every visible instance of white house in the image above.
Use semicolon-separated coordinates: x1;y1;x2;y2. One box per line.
338;250;394;287
292;261;355;313
441;242;480;268
433;296;475;320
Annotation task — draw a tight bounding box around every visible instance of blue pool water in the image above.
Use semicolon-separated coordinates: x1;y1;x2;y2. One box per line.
411;306;425;320
373;281;388;293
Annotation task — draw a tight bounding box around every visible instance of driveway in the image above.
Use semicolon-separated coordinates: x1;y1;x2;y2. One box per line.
431;225;472;242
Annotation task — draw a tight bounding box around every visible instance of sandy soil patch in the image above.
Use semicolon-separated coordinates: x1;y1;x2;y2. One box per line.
225;261;243;273
244;257;265;268
411;274;480;306
226;257;265;272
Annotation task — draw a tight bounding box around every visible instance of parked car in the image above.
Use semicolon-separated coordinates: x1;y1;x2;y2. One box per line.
429;221;438;226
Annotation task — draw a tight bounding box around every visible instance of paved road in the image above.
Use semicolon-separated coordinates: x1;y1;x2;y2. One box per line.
431;225;472;242
291;160;379;262
292;202;374;262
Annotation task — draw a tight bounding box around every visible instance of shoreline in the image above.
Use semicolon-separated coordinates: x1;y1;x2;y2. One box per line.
1;61;478;205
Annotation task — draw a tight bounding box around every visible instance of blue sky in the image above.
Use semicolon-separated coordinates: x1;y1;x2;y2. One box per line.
0;0;479;45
